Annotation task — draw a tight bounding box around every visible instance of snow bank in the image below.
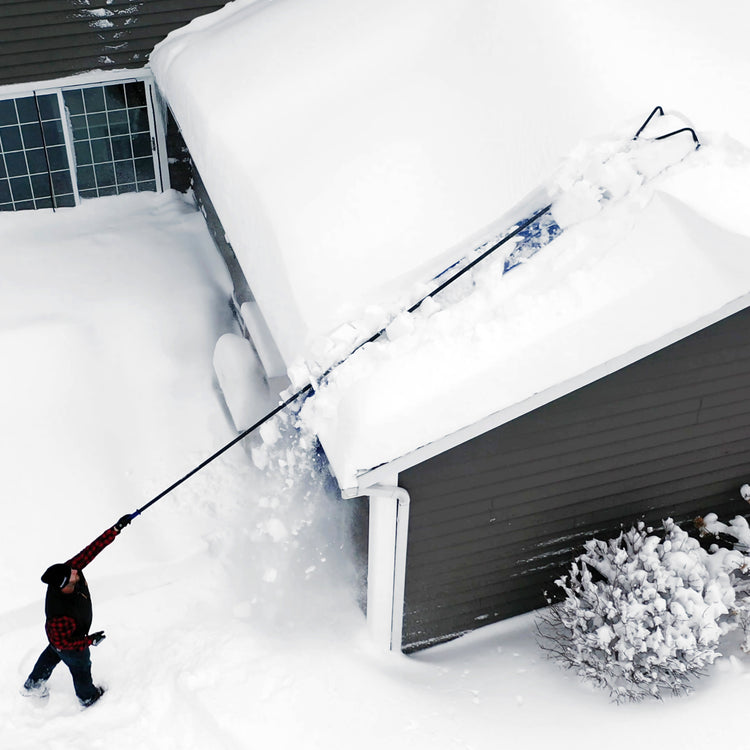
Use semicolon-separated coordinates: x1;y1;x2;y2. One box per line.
150;0;750;369
0;192;234;597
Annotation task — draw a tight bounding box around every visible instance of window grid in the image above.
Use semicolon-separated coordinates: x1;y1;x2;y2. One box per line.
0;79;160;212
64;82;156;201
0;95;74;212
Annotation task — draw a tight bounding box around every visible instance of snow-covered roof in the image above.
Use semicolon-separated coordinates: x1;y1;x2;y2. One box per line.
149;0;750;491
299;141;750;491
149;0;750;370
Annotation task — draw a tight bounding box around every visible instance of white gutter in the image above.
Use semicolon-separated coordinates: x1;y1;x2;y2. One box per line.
344;481;410;652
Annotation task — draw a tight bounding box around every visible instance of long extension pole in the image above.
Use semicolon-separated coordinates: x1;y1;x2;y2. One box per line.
130;385;312;519
126;203;553;521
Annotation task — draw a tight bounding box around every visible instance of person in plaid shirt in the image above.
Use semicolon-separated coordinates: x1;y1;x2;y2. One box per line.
22;514;134;707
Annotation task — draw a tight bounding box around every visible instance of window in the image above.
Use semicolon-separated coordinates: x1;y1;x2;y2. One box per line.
63;81;157;199
0;76;163;212
0;94;74;211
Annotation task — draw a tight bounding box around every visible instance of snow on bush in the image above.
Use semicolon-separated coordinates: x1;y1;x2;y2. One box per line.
537;517;750;703
695;512;750;654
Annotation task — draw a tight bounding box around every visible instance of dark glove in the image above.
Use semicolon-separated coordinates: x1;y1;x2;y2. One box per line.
89;631;106;647
114;514;134;532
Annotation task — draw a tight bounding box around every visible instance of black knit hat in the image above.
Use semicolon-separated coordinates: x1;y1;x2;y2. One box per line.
41;563;72;589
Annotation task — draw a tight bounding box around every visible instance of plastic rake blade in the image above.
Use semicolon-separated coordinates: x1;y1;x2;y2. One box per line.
503;211;562;273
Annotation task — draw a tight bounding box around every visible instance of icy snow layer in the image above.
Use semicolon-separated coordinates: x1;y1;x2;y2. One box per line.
301;137;750;489
150;0;750;368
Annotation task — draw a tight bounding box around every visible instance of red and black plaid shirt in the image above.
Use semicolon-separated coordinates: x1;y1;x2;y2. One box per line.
46;615;91;651
45;527;117;651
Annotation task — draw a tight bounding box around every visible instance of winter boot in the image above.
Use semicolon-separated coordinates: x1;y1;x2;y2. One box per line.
21;679;50;700
80;686;105;708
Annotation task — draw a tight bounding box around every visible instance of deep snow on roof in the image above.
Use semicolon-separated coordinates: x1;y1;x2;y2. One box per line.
150;0;750;370
150;0;750;489
300;139;750;489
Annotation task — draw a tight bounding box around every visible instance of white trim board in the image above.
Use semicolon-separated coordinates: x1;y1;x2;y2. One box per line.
0;68;154;98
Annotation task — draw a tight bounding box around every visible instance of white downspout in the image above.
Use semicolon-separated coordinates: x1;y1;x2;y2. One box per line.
357;482;411;652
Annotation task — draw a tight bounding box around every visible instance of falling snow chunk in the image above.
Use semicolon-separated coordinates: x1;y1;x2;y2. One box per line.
259;518;289;543
259;418;282;446
262;568;278;583
251;444;269;471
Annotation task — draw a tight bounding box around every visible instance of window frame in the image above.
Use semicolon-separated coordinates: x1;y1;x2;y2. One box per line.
0;70;167;211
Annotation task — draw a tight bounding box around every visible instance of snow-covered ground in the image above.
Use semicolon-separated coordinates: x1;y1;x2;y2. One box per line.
3;191;750;750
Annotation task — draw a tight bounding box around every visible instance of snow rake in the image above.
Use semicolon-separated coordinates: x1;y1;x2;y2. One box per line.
123;105;700;523
124;201;552;523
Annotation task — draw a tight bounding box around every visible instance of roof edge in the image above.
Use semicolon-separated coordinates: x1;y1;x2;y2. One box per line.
349;292;750;495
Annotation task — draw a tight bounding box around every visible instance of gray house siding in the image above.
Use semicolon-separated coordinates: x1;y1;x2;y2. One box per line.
164;109;287;380
162;107;251;308
189;152;253;308
398;304;750;652
0;1;229;86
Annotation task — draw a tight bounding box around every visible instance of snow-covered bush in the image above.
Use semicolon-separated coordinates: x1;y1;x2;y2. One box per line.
695;512;750;653
537;518;750;703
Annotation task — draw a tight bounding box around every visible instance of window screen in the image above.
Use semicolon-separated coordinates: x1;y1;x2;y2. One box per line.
0;94;74;211
63;82;157;199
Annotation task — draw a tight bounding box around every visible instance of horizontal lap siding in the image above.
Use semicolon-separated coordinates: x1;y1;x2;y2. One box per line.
189;157;253;305
400;306;750;652
0;1;229;86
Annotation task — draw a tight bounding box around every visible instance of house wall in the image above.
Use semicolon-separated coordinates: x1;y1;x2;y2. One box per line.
189;151;253;308
164;107;288;382
398;304;750;652
0;0;229;87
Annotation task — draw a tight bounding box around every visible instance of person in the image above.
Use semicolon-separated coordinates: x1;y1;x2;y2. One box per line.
22;513;134;708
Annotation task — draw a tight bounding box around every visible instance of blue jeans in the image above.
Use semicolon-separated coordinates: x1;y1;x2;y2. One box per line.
26;644;99;705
